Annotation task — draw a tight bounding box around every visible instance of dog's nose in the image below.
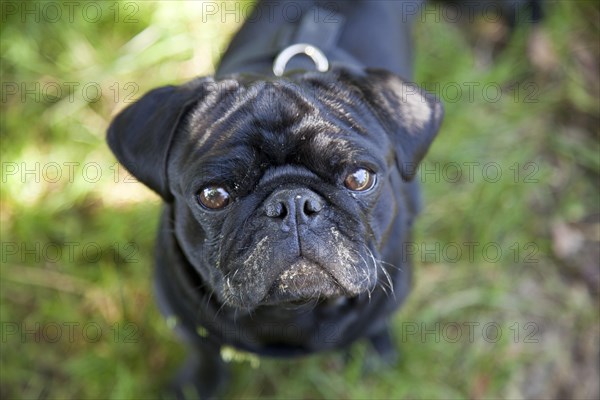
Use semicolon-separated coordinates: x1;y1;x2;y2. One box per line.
264;188;323;224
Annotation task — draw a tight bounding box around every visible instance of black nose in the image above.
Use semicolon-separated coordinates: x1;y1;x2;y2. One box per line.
264;188;323;224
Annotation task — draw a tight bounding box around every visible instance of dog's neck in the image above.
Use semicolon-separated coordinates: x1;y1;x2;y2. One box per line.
216;0;420;79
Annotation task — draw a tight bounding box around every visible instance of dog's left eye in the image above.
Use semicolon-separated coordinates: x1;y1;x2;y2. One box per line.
197;186;231;210
344;169;376;192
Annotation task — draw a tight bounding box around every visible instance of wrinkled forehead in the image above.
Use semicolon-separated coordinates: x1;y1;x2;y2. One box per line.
184;77;388;156
167;76;395;193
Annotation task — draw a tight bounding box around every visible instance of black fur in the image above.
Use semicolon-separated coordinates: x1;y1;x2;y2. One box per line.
108;1;444;397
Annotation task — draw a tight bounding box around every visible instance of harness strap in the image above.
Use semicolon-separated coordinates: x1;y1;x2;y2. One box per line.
216;6;362;77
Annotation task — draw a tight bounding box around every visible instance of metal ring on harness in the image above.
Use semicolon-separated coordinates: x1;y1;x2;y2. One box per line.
272;43;329;77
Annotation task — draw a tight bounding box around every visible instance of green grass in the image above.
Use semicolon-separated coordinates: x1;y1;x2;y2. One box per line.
1;1;598;399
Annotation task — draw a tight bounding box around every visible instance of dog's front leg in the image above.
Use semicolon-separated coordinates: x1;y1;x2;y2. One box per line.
168;342;228;400
368;325;399;366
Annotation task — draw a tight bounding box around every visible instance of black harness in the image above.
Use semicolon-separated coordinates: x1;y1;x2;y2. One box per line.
216;6;363;78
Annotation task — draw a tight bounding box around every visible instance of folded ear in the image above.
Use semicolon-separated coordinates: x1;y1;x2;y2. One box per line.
107;77;214;201
361;69;444;181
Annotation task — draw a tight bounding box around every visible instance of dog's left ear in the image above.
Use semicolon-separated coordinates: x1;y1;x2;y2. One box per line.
361;69;444;181
107;77;214;201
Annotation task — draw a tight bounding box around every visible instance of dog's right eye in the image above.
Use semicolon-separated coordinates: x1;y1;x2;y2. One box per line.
197;186;231;210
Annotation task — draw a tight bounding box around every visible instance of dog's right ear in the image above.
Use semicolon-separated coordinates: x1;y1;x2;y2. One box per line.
107;77;214;201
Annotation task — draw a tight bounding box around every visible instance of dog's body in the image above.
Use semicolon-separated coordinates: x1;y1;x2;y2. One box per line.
108;0;444;396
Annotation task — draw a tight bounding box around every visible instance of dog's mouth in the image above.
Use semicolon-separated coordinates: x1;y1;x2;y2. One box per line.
260;259;348;306
223;231;378;309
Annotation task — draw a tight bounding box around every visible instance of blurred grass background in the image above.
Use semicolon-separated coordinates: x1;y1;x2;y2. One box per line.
1;0;598;398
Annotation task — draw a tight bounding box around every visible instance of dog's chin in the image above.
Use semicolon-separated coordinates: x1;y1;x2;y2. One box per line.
260;259;348;306
259;296;352;312
224;258;369;310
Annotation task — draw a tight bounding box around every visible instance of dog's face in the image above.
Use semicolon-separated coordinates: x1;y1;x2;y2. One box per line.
108;67;443;309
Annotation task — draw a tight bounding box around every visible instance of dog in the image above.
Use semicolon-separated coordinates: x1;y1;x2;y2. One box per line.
108;0;444;397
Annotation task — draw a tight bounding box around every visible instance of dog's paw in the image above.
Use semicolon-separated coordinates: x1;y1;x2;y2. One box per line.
368;328;399;366
166;354;229;400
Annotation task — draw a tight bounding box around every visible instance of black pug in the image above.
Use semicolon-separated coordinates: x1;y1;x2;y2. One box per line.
108;0;443;397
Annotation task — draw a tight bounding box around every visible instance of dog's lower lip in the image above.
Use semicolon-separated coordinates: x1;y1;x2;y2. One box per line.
322;296;348;307
261;295;349;310
261;259;347;305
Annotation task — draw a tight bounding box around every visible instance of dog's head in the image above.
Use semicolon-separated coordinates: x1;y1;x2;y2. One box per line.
108;67;443;309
